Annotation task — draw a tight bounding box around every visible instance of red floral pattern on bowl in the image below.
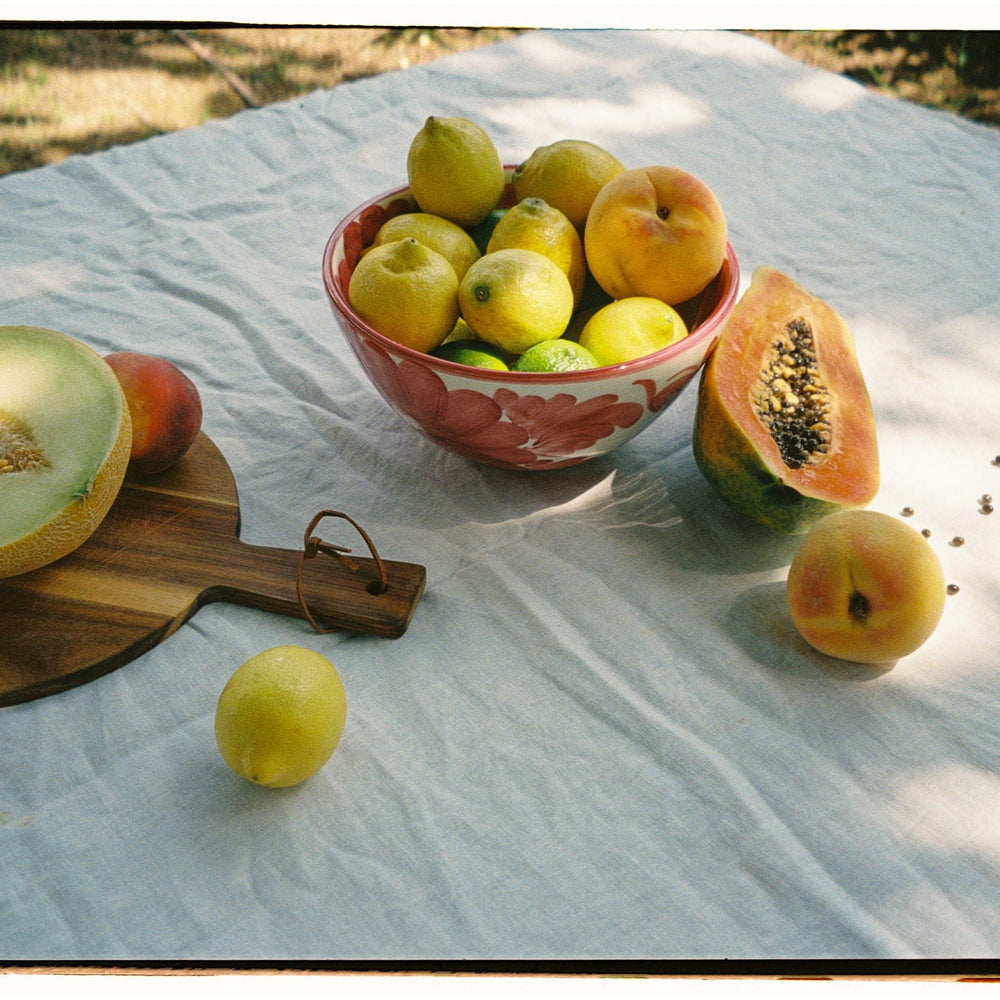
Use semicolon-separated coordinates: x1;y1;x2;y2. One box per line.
322;170;740;471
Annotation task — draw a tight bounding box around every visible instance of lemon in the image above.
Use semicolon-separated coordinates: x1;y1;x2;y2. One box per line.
486;197;586;307
512;139;625;231
406;115;505;227
372;212;481;280
214;645;347;788
431;338;510;370
513;339;598;373
578;297;689;365
458;248;575;355
441;316;477;345
348;237;459;352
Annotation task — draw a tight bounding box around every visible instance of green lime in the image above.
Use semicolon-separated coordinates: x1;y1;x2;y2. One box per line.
431;338;510;370
513;339;599;373
467;208;507;255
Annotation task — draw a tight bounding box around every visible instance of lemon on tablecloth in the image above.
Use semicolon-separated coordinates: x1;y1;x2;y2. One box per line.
214;645;347;788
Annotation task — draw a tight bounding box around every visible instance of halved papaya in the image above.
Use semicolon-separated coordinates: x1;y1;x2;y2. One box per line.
692;267;878;534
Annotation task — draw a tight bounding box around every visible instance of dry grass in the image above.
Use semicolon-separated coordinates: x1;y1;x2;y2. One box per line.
753;29;1000;129
0;27;997;179
0;27;521;175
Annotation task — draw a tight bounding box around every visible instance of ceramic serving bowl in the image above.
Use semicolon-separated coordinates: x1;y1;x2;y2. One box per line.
322;171;740;471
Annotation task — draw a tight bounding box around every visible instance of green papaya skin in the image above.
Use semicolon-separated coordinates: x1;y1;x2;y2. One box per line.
692;378;844;533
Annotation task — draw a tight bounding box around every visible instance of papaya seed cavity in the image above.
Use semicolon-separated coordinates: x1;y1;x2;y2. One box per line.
750;318;833;470
0;410;47;474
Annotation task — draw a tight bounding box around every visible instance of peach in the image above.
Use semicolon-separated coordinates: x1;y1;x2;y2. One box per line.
104;351;202;474
786;510;946;664
584;165;728;306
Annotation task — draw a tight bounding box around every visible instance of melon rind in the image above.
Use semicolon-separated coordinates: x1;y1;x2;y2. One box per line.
0;326;132;578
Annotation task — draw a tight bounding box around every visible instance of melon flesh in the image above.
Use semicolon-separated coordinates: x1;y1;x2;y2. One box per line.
0;326;132;578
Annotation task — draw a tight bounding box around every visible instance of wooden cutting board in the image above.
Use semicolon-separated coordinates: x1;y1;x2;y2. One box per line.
0;432;426;707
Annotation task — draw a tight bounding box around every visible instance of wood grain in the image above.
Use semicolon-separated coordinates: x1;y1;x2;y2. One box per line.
0;432;425;706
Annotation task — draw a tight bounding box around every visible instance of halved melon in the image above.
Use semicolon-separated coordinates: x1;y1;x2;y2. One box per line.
0;326;132;578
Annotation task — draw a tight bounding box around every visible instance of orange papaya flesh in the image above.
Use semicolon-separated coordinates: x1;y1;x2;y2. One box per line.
692;266;878;534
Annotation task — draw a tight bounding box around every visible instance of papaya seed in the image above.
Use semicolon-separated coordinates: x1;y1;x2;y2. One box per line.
750;317;832;470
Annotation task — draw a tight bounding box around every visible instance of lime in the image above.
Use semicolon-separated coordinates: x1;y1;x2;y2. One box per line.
458;248;574;355
348;237;459;353
214;646;347;788
578;296;689;365
431;339;510;370
512;139;625;231
406;116;505;227
486;197;586;306
513;339;598;373
467;208;507;255
372;212;481;280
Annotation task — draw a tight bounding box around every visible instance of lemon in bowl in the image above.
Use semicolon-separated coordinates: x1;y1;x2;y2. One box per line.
371;212;481;281
485;197;586;306
406;115;505;227
347;237;459;354
512;139;625;232
458;248;575;356
579;297;689;366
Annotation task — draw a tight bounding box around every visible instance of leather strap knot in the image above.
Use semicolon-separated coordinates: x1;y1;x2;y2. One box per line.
296;509;389;633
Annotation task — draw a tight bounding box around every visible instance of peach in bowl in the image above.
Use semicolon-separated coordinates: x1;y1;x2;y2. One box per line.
321;171;740;471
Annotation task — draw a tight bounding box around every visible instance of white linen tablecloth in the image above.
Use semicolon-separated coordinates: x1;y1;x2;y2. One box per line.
2;28;1000;964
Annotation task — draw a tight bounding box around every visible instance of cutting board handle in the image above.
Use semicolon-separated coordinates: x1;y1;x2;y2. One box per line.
205;510;425;639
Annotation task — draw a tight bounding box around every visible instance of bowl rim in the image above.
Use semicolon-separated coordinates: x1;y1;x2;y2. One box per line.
322;175;740;386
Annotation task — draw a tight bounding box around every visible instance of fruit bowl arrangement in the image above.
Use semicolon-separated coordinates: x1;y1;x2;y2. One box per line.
322;123;739;471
